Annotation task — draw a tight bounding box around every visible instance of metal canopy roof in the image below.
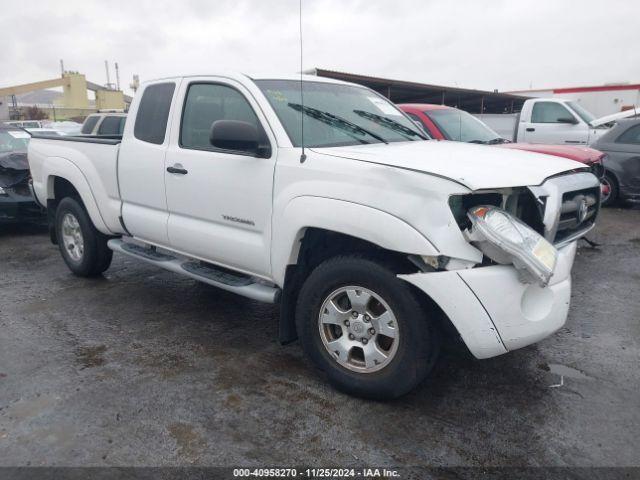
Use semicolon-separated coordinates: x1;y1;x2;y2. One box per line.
311;69;530;114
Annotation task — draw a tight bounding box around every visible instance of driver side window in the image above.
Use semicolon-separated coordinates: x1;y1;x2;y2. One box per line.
531;102;575;124
180;83;260;150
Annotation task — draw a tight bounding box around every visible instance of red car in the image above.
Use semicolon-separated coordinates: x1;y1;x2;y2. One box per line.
399;104;610;202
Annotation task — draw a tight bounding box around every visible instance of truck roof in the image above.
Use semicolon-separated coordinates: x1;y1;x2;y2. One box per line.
141;72;352;87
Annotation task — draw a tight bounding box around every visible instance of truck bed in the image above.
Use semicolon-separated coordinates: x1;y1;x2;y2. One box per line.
28;135;125;235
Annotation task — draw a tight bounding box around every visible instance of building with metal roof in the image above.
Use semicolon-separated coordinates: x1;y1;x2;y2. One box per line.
310;68;530;114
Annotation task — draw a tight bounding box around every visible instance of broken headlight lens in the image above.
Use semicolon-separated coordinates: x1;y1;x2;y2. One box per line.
466;205;557;286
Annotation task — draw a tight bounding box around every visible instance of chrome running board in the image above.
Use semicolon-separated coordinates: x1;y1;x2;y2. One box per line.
108;239;279;303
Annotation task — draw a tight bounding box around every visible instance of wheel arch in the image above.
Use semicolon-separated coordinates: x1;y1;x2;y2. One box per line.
42;157;110;234
274;196;440;344
272;196;439;286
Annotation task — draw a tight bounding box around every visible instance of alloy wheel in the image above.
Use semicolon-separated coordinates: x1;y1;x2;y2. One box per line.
61;213;84;262
318;286;399;373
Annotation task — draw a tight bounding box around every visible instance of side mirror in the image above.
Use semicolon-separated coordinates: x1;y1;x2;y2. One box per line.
209;120;270;157
557;116;578;125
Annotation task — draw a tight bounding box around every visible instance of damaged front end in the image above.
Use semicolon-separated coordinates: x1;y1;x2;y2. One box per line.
447;171;600;285
400;173;599;359
0;150;45;224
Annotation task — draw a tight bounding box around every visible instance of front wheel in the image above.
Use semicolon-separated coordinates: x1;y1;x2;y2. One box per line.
295;255;439;399
55;197;113;277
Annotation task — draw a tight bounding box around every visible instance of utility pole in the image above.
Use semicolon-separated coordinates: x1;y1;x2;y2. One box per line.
105;60;113;90
115;62;121;91
129;74;140;93
60;59;65;75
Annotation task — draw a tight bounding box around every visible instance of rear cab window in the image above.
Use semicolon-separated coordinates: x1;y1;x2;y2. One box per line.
98;116;126;135
81;116;100;134
134;83;176;144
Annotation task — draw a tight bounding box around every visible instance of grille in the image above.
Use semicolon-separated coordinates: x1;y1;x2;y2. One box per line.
554;187;599;243
528;172;601;247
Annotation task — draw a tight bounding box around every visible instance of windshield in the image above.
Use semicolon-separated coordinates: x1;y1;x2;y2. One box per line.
255;80;427;148
425;108;505;144
0;130;30;153
567;101;596;124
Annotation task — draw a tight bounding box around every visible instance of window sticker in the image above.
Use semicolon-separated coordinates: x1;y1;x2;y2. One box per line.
367;96;401;116
7;131;30;139
267;90;288;103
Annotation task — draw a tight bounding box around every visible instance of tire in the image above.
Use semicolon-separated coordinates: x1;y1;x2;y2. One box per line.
55;197;113;277
295;255;439;399
601;172;618;207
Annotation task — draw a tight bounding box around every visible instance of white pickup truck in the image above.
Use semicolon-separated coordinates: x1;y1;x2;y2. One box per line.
477;97;632;145
28;73;600;399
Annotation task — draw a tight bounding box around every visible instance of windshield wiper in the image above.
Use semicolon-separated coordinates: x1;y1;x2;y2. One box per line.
486;137;508;145
352;110;428;140
467;138;507;145
288;103;388;144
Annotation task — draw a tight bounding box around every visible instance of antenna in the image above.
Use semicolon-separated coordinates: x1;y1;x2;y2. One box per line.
299;0;306;163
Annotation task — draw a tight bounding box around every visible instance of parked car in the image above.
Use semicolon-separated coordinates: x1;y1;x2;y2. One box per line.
43;121;83;136
591;118;640;204
29;73;600;399
475;98;638;146
399;103;607;198
80;113;127;136
0;126;44;223
3;120;45;129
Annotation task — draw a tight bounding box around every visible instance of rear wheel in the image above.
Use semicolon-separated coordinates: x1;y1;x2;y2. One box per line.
601;172;618;207
295;255;439;399
55;197;113;277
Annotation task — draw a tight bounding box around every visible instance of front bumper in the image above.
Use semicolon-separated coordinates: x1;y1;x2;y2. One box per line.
399;241;577;359
0;190;46;224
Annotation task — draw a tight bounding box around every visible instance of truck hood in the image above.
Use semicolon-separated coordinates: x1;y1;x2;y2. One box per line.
312;141;587;190
496;143;603;164
591;107;639;127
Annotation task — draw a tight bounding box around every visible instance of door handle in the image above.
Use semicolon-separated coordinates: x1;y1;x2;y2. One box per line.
526;127;535;132
167;165;188;175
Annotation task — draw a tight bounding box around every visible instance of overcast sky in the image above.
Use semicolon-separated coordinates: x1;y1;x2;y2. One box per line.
1;0;638;95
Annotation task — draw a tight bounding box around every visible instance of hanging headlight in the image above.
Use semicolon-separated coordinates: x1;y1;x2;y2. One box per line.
466;205;558;286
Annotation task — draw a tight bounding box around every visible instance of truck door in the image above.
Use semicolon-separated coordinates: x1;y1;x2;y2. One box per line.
163;79;277;278
521;100;587;145
118;81;178;246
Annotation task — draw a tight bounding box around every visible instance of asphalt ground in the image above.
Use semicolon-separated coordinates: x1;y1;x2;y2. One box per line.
0;207;638;471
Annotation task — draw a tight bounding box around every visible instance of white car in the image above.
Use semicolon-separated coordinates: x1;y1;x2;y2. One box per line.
28;73;600;399
4;120;45;129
